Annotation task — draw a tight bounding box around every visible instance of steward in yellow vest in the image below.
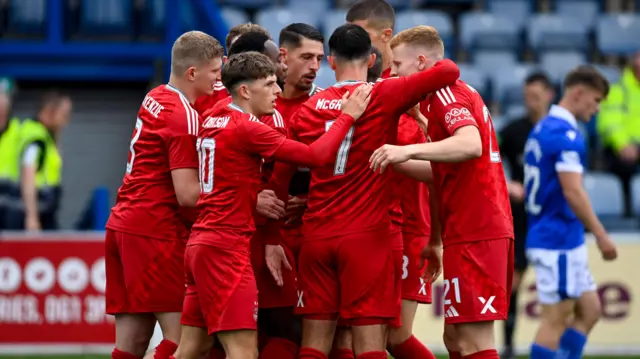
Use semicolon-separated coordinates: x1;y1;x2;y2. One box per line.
0;93;21;230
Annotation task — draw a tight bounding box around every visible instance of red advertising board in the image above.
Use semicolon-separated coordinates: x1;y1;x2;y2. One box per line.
0;232;114;353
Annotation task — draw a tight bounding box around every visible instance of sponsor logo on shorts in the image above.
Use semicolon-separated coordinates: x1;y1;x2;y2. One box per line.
444;305;459;318
253;301;258;322
479;296;497;314
297;290;304;308
418;278;428;296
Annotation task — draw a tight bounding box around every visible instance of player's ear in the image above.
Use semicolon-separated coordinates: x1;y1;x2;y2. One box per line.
368;53;376;69
238;83;251;100
186;66;197;81
280;47;288;63
381;28;393;43
417;54;427;71
328;56;337;71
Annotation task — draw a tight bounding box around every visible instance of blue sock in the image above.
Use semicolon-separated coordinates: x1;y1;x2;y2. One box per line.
559;328;587;359
530;343;556;359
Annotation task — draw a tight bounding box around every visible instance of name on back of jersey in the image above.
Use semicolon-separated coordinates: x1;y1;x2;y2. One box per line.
316;98;342;110
142;95;164;118
203;116;230;129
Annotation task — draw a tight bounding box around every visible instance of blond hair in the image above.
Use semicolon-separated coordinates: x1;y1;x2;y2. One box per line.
171;31;224;75
390;25;444;58
226;23;271;50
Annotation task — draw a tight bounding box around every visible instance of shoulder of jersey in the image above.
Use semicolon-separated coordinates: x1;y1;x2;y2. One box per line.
160;85;200;136
433;82;473;107
213;81;227;93
262;109;285;129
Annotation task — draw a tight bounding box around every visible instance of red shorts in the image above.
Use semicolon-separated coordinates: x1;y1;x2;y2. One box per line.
181;244;258;335
105;229;185;314
250;228;298;309
442;238;514;324
402;234;431;304
296;228;396;323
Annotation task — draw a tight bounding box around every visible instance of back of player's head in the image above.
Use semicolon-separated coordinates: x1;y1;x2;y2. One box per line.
328;24;371;62
525;72;554;90
279;23;324;48
563;65;610;97
367;47;384;82
228;31;271;57
171;31;224;75
346;0;395;30
222;52;276;93
225;23;270;51
390;26;444;59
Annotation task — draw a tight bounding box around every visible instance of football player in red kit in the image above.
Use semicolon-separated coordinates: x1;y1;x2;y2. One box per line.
171;52;372;359
347;2;438;359
265;24;459;359
370;26;514;359
105;31;224;359
252;22;327;359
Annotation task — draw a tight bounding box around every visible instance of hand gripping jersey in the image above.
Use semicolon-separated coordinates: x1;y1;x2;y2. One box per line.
423;80;514;245
106;84;200;240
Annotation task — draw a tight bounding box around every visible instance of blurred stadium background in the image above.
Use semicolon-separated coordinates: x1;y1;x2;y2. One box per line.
0;0;638;357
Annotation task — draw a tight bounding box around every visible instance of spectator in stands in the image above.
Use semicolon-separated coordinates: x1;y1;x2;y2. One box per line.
498;72;555;359
0;92;22;230
598;51;640;217
6;92;72;231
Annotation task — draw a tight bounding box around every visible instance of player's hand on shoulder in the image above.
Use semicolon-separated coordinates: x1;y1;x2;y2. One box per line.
595;233;618;261
340;83;373;120
256;189;285;220
420;243;443;282
369;144;411;173
265;244;293;287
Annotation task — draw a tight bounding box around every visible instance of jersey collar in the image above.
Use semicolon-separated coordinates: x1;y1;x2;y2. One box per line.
228;102;246;113
332;80;364;88
548;105;578;129
165;83;191;104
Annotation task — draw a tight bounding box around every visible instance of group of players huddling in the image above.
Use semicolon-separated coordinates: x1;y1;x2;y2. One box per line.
103;1;619;359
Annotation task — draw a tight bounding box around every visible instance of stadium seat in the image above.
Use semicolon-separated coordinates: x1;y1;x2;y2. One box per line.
395;11;454;52
594;64;622;85
597;14;640;55
459;13;520;52
472;51;518;75
540;51;587;84
487;0;531;26
631;175;640;216
256;7;320;45
315;62;335;89
322;10;347;43
528;14;590;53
584;173;625;218
287;0;330;14
79;0;133;37
555;1;599;26
7;0;46;35
492;64;537;106
218;0;275;10
220;7;250;29
458;65;488;98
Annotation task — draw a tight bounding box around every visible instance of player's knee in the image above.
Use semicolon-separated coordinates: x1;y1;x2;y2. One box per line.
387;325;412;347
455;322;495;354
575;294;602;331
334;327;352;349
351;322;387;354
442;325;459;352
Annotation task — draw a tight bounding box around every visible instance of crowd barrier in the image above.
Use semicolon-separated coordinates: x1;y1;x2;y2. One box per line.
0;232;638;355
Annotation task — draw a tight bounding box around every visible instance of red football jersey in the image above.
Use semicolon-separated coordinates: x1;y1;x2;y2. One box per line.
396;115;430;237
424;80;513;245
193;81;230;116
283;59;460;240
107;84;200;240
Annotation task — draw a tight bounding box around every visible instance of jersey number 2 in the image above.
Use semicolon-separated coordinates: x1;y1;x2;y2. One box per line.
197;137;215;193
325;120;355;175
126;118;143;174
483;106;501;163
524;164;542;215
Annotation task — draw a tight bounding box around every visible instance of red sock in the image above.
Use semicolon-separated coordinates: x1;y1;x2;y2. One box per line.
329;348;354;359
154;339;178;359
299;347;328;359
463;349;500;359
261;337;299;359
355;351;387;359
112;348;142;359
389;335;436;359
208;346;226;359
449;351;463;359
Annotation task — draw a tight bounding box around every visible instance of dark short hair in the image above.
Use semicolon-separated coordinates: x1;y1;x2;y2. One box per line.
525;72;553;89
228;31;270;57
225;23;270;51
222;52;276;92
346;0;395;30
563;65;610;97
329;24;371;62
279;23;324;48
367;47;384;82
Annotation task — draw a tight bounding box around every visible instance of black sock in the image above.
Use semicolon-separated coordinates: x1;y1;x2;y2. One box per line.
504;290;518;350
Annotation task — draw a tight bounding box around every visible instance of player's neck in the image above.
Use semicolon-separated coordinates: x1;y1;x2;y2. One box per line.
167;75;197;104
281;82;306;99
231;98;261;118
334;65;368;83
557;99;579;119
381;47;393;71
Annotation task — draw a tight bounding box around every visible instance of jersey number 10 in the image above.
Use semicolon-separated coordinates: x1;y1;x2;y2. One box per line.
197;137;215;193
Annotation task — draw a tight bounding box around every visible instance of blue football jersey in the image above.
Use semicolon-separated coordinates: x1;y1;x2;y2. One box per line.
524;105;587;250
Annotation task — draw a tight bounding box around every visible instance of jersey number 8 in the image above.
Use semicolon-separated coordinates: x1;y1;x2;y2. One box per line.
197;137;215;193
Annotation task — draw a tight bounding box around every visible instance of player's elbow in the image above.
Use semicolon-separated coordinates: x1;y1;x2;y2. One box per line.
467;142;482;159
175;187;199;207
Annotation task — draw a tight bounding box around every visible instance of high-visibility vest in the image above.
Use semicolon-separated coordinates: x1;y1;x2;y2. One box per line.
0;117;23;210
